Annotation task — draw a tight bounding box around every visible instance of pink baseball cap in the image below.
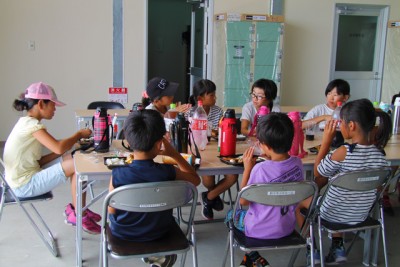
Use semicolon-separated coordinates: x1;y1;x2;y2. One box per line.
25;82;66;107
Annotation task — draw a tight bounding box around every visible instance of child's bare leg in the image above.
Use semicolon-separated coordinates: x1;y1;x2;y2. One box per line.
204;174;238;200
61;154;87;212
295;196;313;229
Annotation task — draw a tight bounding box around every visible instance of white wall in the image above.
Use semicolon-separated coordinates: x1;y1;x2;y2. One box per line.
0;0;399;141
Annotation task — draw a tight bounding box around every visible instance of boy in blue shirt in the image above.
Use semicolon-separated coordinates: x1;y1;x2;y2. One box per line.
108;110;200;267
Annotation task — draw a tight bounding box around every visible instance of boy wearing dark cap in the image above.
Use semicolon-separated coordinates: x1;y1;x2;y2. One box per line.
144;77;191;115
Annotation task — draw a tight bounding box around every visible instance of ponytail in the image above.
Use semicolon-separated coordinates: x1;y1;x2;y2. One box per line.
374;110;392;150
13;98;39;111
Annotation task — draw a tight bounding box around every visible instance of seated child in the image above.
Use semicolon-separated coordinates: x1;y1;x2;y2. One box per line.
240;78;280;136
296;99;391;265
3;82;101;234
232;112;304;267
189;79;238;220
107;110;200;267
302;79;350;131
143;77;191;115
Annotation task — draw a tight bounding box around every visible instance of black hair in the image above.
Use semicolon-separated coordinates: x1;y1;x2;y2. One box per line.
141;97;152;108
123;109;166;152
188;79;216;106
13;97;50;111
340;98;392;150
391;92;400;105
324;79;350;96
256;112;294;154
251;79;277;111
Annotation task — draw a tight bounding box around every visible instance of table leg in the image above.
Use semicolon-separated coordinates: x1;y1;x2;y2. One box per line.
76;174;87;267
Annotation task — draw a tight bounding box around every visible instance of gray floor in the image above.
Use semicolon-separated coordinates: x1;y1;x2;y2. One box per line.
1;177;400;267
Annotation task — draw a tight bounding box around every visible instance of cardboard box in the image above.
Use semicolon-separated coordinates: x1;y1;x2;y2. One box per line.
215;13;284;22
215;13;241;22
241;14;284;22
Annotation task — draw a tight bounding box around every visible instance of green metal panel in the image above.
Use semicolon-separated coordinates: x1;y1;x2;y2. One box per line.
225;64;250;89
224;88;251;107
254;41;280;66
226;21;253;41
226;40;252;65
255;22;281;41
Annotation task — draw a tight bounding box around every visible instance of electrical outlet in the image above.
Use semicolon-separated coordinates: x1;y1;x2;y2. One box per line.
28;41;35;51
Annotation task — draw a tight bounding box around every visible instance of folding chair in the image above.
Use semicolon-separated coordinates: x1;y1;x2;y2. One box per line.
0;159;58;257
99;180;198;267
223;181;319;267
312;167;392;267
87;101;125;110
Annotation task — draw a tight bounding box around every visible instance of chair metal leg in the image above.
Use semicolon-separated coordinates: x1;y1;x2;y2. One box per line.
222;234;230;267
318;218;325;267
229;228;235;267
191;225;198;267
28;203;59;257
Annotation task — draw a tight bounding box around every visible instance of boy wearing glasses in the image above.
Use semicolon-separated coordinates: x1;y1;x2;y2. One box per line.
240;79;280;136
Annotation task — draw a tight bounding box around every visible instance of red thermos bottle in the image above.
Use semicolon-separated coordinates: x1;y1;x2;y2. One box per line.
219;109;237;157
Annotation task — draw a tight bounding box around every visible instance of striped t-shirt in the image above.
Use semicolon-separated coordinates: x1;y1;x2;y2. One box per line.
317;144;388;225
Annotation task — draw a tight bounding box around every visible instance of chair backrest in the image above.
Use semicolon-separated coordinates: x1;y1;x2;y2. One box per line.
87;101;125;110
236;181;318;208
317;167;392;216
327;167;392;192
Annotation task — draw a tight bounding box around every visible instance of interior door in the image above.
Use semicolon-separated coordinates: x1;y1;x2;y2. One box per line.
188;0;213;94
330;4;389;102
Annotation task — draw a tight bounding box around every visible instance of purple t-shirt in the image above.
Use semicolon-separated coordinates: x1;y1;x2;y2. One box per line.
244;156;304;239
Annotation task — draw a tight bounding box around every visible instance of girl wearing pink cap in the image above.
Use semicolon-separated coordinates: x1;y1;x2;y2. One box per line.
3;82;101;234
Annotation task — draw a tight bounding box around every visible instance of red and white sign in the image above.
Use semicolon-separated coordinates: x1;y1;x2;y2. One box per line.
108;87;128;104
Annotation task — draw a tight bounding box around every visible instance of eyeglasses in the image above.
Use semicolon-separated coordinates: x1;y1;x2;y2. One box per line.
249;93;266;100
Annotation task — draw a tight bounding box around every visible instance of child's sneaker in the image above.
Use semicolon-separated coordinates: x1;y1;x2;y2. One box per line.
64;203;74;217
86;208;101;222
65;211;100;235
212;195;224;211
142;254;177;267
325;245;347;265
64;203;102;222
253;254;270;267
201;192;214;220
239;254;255;267
306;249;321;266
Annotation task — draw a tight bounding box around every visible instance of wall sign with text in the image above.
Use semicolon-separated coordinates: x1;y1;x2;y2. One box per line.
108;87;128;104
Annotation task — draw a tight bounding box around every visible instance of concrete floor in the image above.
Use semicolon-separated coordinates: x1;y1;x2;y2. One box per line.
1;177;400;267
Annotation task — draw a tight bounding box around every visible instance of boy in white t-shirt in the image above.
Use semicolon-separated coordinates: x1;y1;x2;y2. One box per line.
302;79;350;132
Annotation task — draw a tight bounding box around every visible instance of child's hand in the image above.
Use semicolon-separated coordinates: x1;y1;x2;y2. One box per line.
159;137;179;158
78;128;92;139
243;147;256;170
175;103;192;113
322;119;337;145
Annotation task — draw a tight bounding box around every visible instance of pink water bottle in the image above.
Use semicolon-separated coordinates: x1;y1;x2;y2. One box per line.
287;111;307;158
248;106;269;137
191;100;208;150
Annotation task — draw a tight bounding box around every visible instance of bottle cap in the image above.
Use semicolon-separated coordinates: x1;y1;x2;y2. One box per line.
258;106;269;115
337;101;342;107
170;103;176;109
224;109;236;118
197;100;203;106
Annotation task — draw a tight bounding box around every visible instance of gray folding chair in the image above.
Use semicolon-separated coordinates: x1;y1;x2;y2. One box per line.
312;167;392;267
99;180;198;267
223;181;319;267
0;159;58;257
